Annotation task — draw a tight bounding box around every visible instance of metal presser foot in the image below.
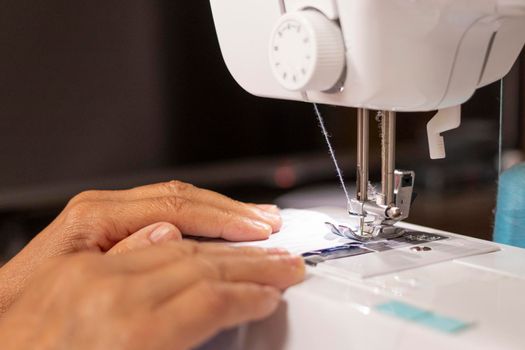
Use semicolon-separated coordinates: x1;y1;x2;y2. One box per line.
345;218;406;242
325;215;406;243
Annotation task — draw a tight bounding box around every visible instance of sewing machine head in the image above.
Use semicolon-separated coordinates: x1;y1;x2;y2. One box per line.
210;0;525;109
209;0;525;240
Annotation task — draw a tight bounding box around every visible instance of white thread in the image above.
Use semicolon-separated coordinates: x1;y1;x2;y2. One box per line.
313;103;351;205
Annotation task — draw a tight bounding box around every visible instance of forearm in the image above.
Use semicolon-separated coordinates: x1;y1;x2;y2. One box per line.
0;267;18;315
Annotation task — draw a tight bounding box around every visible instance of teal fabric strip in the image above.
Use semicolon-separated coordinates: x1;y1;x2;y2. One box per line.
418;313;471;333
375;301;472;334
376;301;430;321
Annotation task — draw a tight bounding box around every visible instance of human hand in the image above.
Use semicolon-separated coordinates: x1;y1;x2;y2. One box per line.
0;181;282;313
0;242;304;350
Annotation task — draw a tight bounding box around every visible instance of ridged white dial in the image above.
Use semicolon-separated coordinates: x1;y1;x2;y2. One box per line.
269;10;346;92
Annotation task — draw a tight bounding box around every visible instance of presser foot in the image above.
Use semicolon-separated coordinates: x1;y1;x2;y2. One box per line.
346;198;409;242
326;218;406;242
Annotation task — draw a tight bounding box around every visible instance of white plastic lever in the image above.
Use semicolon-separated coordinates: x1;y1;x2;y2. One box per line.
427;106;461;159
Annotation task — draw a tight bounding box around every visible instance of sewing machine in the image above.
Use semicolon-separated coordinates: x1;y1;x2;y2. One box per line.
202;1;525;349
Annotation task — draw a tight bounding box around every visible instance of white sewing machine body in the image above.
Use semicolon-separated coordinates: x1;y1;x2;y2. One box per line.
206;1;525;348
210;0;525;111
200;208;525;350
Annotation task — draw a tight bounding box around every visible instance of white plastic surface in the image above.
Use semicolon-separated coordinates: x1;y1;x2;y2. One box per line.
199;208;525;350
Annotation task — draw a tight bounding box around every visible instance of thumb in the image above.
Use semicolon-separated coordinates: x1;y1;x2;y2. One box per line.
106;222;182;255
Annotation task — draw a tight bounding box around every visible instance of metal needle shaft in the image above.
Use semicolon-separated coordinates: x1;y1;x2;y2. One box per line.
380;111;396;206
356;108;370;202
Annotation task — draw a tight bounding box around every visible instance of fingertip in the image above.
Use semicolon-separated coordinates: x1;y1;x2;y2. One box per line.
271;219;283;234
251;207;282;233
222;218;272;242
246;221;273;241
249;220;273;237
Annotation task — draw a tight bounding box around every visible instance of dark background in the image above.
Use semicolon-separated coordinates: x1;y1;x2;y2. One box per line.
1;0;524;261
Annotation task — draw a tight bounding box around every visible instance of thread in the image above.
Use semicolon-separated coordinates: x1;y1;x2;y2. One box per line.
494;163;525;248
313;103;351;206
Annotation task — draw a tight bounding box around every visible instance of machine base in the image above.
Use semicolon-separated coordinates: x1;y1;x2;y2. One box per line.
198;207;525;350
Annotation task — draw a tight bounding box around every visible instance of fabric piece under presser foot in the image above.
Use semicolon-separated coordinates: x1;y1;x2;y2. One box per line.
325;218;380;242
325;221;371;242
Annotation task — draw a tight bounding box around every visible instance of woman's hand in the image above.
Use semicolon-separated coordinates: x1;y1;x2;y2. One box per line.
0;242;304;350
0;181;282;313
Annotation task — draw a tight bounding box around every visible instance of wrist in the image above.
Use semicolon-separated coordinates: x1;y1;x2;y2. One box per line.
0;244;42;315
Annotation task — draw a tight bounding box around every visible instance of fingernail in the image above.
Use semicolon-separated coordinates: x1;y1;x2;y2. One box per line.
266;248;290;255
257;204;280;214
249;220;272;233
149;225;175;243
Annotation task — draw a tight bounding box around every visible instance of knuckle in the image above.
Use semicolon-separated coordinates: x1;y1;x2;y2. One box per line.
68;190;100;206
165;180;194;196
55;201;106;251
64;200;100;226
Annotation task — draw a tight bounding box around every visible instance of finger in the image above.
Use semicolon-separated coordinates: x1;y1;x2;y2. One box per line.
90;197;274;245
106;223;182;255
157;281;281;350
72;182;282;232
109;241;291;273
92;182;245;213
134;252;305;301
139;183;283;232
71;182;196;201
156;186;282;232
